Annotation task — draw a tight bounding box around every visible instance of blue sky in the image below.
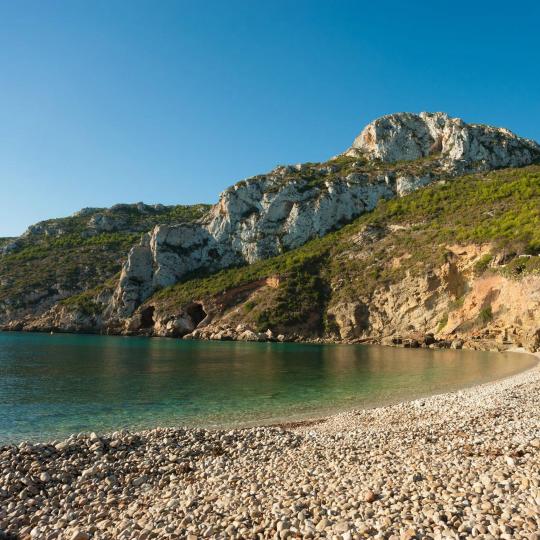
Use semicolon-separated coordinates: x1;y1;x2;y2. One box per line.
1;0;539;236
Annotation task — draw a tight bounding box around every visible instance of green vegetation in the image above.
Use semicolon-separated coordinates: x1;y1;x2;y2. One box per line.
242;300;257;314
478;307;493;324
60;289;102;316
153;240;334;307
500;255;540;278
241;153;445;194
0;203;210;313
7;160;540;337
437;314;449;332
0;237;14;248
473;254;493;275
254;254;328;332
379;167;540;250
3;232;140;264
448;295;465;311
153;165;540;334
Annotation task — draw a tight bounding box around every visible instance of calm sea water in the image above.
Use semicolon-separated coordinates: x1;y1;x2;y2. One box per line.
0;332;535;443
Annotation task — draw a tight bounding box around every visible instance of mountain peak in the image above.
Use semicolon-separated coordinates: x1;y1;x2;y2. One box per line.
345;112;540;170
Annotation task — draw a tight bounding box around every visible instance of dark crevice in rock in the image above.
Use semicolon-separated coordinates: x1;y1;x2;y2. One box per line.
185;303;207;327
139;306;155;329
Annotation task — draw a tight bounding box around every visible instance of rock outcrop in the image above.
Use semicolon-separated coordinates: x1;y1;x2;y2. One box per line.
345;112;539;172
108;112;540;321
4;111;540;343
0;202;209;325
108;173;397;319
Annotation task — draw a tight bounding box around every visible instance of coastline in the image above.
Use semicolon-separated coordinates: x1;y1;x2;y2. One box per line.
1;351;539;538
273;348;539;431
0;331;536;444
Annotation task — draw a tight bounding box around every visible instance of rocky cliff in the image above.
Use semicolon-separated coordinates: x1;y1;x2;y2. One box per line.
0;203;209;325
3;111;540;353
107;112;540;323
345;112;539;170
122;164;540;353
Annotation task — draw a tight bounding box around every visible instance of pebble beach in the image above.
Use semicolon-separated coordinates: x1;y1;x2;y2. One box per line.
1;355;539;540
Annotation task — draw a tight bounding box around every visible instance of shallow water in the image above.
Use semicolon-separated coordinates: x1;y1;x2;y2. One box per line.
0;332;535;443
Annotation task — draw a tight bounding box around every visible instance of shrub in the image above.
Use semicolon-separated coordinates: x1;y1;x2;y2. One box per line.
478;307;493;324
437;313;448;332
473;254;493;275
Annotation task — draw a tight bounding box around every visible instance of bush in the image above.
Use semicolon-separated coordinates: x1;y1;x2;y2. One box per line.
473;254;493;275
478;307;493;324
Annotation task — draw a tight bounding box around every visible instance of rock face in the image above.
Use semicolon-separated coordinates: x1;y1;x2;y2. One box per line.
109;174;397;318
0;202;209;326
109;112;540;320
329;244;476;342
345;112;540;172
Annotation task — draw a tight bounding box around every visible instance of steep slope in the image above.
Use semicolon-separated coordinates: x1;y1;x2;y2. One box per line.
2;111;540;347
344;111;538;169
0;203;209;325
135;164;540;351
23;164;540;354
107;112;540;322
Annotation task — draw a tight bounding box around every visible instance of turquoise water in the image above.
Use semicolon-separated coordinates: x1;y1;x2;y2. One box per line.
0;332;535;443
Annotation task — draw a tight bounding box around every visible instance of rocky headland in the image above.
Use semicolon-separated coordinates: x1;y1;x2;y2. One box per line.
2;111;540;353
2;111;540;538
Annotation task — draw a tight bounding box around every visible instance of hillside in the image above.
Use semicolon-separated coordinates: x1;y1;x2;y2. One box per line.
131;164;540;350
15;164;540;353
2;111;540;352
0;203;210;324
106;112;540;321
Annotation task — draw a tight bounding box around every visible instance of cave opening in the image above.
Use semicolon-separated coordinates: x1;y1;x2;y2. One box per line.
140;306;155;329
185;302;207;327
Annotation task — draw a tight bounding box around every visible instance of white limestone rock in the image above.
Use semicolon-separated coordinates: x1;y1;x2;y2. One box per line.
88;214;125;233
345;112;540;171
396;175;433;196
108;112;540;319
108;176;396;318
110;236;155;318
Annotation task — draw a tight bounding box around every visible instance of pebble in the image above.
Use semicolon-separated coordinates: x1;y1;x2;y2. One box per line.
70;531;90;540
363;489;377;503
0;362;538;538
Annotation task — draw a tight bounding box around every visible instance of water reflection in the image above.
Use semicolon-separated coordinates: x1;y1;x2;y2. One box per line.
0;332;535;443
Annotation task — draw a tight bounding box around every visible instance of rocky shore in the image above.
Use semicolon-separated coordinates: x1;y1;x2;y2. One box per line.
1;355;539;539
183;326;507;354
0;321;528;358
178;325;525;357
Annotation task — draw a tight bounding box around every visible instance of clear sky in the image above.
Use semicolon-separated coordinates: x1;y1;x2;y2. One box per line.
1;0;539;237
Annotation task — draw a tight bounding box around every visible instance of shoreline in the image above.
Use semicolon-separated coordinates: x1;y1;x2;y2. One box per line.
272;349;539;431
0;332;537;446
258;349;539;432
0;323;524;353
1;352;540;538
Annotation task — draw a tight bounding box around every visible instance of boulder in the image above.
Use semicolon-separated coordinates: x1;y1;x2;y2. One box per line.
238;330;268;342
238;330;259;341
157;315;194;337
524;329;540;352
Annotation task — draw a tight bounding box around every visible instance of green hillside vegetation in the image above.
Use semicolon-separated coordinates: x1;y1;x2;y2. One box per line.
151;165;540;332
237;153;445;194
0;204;210;311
